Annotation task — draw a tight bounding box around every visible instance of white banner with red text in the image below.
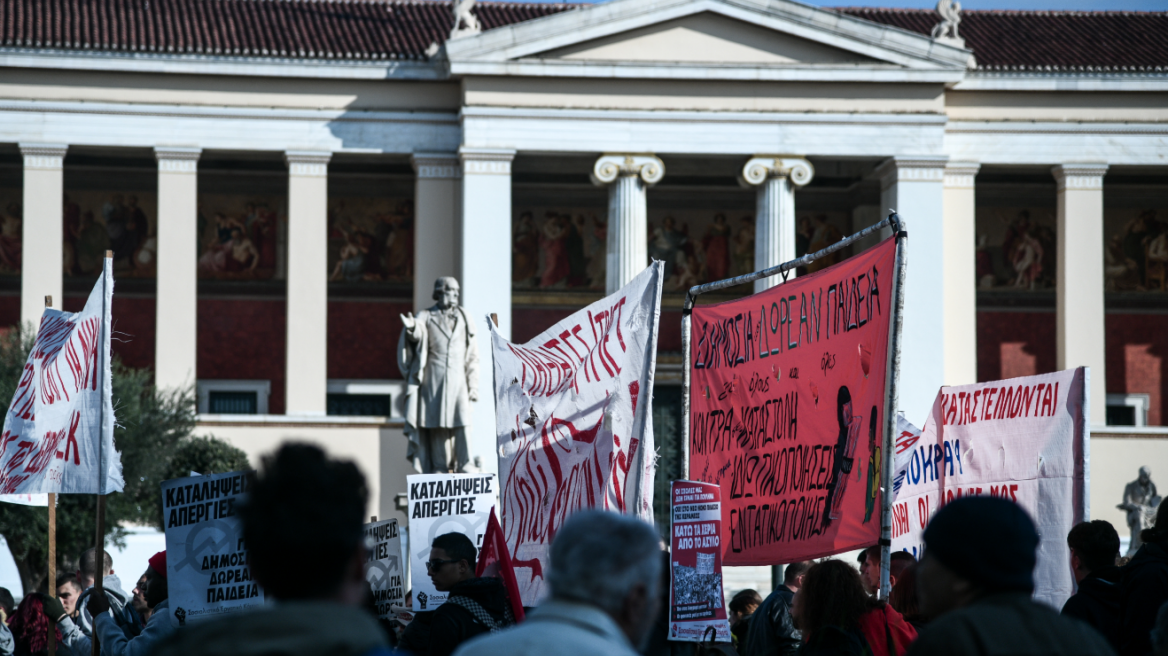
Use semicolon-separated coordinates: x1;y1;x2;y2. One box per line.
490;262;664;605
0;260;121;494
890;368;1088;608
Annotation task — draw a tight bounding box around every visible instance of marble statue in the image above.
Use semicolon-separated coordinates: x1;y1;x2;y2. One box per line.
1118;466;1161;556
931;0;964;47
449;0;481;40
398;277;479;473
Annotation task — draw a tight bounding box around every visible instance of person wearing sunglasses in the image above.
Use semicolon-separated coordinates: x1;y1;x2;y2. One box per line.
424;532;515;656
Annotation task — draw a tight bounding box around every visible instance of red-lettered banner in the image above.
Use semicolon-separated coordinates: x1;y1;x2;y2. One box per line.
689;237;897;565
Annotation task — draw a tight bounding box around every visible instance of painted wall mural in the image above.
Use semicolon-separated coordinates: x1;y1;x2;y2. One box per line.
327;197;414;285
975;207;1057;291
0;190;20;276
197;194;285;280
512;207;851;295
1105;208;1168;293
63;191;158;278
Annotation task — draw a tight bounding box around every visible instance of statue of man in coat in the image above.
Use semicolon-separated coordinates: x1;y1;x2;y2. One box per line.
397;277;479;473
1119;465;1160;556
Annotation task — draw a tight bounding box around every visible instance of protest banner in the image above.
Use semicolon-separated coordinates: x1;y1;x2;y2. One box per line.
476;508;525;622
490;262;664;605
669;481;731;643
0;493;48;506
365;518;405;620
162;470;263;628
407;472;496;611
0;260;121;495
890;368;1088;608
686;234;901;566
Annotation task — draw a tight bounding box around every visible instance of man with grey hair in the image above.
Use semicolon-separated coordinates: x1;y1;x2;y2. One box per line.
398;276;479;473
452;510;662;656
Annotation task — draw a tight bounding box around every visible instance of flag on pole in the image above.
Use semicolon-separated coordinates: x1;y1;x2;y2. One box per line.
475;507;525;623
0;261;121;494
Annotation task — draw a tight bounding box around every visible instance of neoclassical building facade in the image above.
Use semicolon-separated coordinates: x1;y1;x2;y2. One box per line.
0;0;1165;536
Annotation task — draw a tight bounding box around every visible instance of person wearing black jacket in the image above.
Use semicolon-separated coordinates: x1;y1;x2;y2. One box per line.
426;532;515;656
1062;520;1122;649
743;561;811;656
1120;503;1168;656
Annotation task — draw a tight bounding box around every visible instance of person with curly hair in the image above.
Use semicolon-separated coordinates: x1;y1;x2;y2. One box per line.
793;559;916;656
8;594;69;656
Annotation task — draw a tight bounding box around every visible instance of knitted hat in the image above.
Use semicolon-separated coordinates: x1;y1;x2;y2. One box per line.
923;496;1038;594
148;551;167;579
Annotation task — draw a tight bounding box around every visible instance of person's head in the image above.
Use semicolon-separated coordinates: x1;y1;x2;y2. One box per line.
1141;501;1168;549
428;532;477;592
9;594;61;653
1067;520;1120;583
793;559;879;638
432;277;460;309
861;547;916;594
77;547;114;590
1140;466;1152;485
917;497;1038;620
144;551;168;609
729;589;762;626
56;574;82;617
784;561;812;591
0;587;13;617
888;562;922;623
131;571;150;615
549;510;661;650
240;443;368;604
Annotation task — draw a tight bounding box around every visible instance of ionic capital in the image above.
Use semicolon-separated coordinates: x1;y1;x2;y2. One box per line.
460;148;515;176
591;154;665;187
740;156;814;187
19;143;68;171
1052;163;1108;191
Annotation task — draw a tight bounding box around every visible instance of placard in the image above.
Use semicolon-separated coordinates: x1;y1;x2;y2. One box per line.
407;473;495;611
669;481;731;643
365;518;404;620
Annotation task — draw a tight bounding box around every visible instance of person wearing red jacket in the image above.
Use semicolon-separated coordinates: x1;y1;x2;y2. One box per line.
793;559;917;656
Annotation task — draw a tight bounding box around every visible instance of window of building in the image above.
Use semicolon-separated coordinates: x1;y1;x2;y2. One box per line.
1106;393;1150;427
198;380;271;415
326;380;404;418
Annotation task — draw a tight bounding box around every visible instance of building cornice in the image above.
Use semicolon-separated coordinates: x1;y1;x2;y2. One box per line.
956;71;1168;92
448;59;965;83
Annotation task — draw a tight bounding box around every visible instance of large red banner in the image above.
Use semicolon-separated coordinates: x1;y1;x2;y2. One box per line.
689;237;897;565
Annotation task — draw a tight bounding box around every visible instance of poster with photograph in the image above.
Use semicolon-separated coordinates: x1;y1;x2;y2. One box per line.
669;481;731;643
407;473;496;612
163;470;263;628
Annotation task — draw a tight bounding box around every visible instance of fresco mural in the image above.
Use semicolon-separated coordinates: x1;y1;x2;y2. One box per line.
511;207;851;295
327;197;414;284
62;191;158;278
0;190;20;276
1105;208;1168;293
196;194;285;280
975;207;1057;291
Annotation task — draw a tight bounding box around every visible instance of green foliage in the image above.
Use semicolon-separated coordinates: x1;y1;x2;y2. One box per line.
0;323;204;595
651;386;683;540
156;436;250;525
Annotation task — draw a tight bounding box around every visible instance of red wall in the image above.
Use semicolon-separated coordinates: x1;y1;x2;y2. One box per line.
0;295;18;329
328;301;410;380
977;311;1057;383
198;299;287;415
1105;314;1167;426
63;294;155;370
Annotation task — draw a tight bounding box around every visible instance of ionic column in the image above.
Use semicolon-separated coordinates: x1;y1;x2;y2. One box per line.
1053;163;1109;420
460;147;515;474
874;155;947;422
741;156;814;293
411;153;461;312
19;144;67;325
943;162;979;386
153;147;201;392
591;154;665;294
284;151;332;416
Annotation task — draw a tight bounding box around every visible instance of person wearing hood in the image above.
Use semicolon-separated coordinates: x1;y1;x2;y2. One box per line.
1062;520;1122;649
47;551;175;656
425;532;515;656
154;443;393;656
1120;502;1168;656
71;548;142;640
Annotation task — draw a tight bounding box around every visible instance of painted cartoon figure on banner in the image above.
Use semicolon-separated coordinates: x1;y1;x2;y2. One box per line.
864;410;880;524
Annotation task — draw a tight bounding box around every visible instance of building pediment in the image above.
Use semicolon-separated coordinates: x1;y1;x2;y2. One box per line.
445;0;974;82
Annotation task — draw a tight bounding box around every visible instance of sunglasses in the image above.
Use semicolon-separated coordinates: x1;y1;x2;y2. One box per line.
425;558;460;571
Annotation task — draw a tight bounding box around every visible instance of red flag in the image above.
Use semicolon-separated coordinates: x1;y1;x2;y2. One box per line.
476;507;525;622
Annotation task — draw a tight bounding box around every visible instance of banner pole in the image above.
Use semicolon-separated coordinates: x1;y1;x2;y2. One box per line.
44;295;57;656
92;251;112;656
680;311;691;480
878;214;907;601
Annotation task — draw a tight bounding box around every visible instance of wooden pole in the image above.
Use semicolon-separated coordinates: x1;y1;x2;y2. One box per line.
45;296;55;656
92;253;112;656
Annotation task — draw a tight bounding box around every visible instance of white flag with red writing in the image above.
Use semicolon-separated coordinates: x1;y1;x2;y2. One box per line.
0;260;122;494
490;262;663;605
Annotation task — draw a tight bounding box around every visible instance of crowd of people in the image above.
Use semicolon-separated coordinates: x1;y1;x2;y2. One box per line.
1;445;1165;656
